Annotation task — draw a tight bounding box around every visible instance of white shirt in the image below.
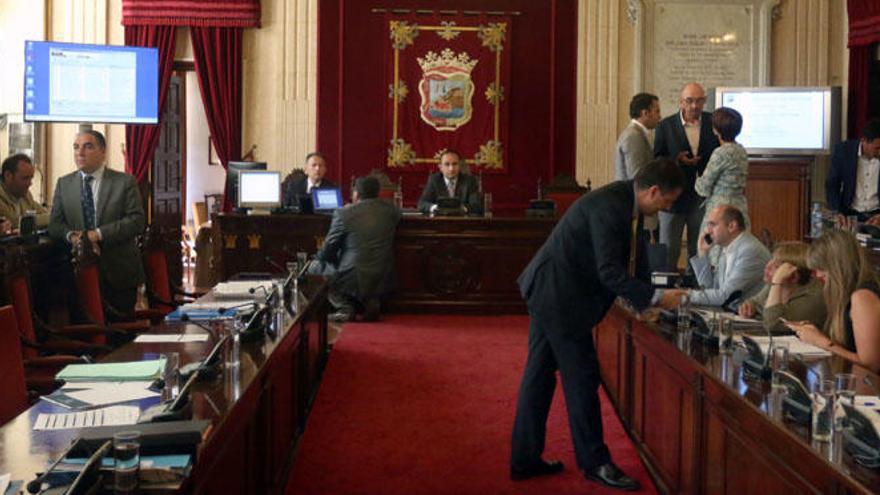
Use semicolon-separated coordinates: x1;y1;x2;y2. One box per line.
851;144;880;213
680;112;701;157
306;178;323;194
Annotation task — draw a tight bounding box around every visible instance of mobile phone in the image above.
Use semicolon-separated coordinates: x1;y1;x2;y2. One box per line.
703;233;713;245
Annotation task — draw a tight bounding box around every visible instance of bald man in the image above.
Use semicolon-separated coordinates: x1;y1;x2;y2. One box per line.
654;82;720;270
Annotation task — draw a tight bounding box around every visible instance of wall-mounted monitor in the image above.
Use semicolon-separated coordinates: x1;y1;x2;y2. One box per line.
238;170;281;210
23;40;159;124
712;86;841;156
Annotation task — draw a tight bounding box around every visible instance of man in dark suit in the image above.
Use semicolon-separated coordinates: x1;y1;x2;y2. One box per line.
416;150;482;215
283;152;337;208
825;119;880;224
48;130;145;315
311;175;401;322
654;82;719;269
511;158;687;491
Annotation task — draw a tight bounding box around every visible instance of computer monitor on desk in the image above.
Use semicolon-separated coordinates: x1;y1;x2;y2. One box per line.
226;161;267;209
238;170;281;214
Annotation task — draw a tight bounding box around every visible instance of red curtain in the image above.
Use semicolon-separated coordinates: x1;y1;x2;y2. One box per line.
123;25;177;184
191;27;244;211
847;0;880;137
121;0;260;28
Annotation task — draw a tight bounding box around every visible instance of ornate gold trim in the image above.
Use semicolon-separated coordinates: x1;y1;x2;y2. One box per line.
485;83;504;105
478;23;506;52
474;140;503;169
437;21;460;41
389;20;419;50
387;138;417;167
388;81;409;103
247;234;261;250
223;234;237;249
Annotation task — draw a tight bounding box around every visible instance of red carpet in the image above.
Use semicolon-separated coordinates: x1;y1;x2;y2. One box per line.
286;315;657;494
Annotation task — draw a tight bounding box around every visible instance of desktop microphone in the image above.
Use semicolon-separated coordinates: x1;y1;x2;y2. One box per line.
248;285;270;298
216;301;259;316
27;438;83;493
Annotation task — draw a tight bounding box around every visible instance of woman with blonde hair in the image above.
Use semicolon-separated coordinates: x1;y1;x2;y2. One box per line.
738;241;825;334
785;230;880;372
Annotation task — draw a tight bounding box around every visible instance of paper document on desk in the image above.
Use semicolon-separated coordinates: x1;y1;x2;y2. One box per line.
55;358;166;382
692;308;764;330
744;335;831;357
213;280;274;298
135;334;210;343
179;300;254;310
33;405;139;430
854;395;880;432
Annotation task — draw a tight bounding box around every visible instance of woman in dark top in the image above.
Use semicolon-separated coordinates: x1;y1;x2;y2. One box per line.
785;230;880;372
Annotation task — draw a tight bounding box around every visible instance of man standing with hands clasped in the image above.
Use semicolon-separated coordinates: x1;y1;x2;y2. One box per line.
511;158;687;491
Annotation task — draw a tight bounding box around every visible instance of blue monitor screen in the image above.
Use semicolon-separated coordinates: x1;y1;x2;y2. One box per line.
23;40;159;124
312;188;343;211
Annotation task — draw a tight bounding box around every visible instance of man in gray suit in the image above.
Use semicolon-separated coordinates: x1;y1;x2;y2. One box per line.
312;175;401;322
687;205;770;307
49;130;145;315
615;92;661;181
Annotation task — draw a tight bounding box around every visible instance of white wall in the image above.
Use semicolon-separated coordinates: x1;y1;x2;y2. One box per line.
185;71;225;223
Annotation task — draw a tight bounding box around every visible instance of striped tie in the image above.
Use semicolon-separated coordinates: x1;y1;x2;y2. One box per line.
82;175;96;230
447;179;456;198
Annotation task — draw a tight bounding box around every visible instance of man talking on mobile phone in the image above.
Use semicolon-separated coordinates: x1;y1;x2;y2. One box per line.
686;204;769;307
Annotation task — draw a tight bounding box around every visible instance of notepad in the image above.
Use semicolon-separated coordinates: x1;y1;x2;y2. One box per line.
33;406;140;430
55;359;167;382
135;334;210;343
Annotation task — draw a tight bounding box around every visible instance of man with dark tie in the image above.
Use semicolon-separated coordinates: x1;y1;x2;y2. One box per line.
416;149;482;215
284;152;337;206
48;130;145;315
511;158;686;491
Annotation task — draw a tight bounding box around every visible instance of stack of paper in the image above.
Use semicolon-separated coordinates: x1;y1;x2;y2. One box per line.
55;359;167;383
33;405;140;430
43;381;160;409
745;335;831;357
213;280;272;298
134;334;210;343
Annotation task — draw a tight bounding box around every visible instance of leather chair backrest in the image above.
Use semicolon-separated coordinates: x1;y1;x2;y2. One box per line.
5;273;38;359
0;305;29;425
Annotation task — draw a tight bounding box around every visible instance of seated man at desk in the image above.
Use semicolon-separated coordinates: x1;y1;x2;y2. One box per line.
0;153;49;234
417;149;482;215
687;204;769;307
284;152;337;208
310;176;401;322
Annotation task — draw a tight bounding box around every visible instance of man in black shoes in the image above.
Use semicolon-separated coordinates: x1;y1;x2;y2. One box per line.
510;159;687;491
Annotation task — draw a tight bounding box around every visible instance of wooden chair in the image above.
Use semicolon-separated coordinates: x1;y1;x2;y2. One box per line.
205;193;223;219
0;305;28;425
541;174;589;216
193;201;208;230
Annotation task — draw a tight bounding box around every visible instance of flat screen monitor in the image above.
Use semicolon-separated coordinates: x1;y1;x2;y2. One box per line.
226;161;267;208
23;40;159;124
311;188;343;212
238;170;281;209
712;86;841;155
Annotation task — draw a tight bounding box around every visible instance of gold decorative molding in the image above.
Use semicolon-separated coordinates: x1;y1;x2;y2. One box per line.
478;23;507;52
223;234;237;249
389;20;419;50
417;48;478;72
388;81;409;103
485;83;504;105
437;21;460;41
247;234;261;250
474;140;503;169
387;138;417;167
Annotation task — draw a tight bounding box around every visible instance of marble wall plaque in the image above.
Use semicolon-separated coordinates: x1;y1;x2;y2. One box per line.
653;3;755;115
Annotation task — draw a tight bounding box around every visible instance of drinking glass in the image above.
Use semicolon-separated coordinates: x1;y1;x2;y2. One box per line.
676;293;691;332
812;379;834;442
718;318;735;354
769;343;790;390
847;215;859;234
225;320;242;369
834;373;857;431
162;352;180;401
393;190;403;210
113;431;140;494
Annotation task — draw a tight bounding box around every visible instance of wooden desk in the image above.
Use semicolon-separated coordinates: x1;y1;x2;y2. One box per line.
595;304;880;494
0;277;330;494
213;213;557;314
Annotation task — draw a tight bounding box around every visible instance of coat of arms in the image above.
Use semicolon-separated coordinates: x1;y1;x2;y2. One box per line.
417;49;477;131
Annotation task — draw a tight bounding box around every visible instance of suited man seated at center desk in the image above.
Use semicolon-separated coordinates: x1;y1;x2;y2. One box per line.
283;151;338;212
417;149;483;216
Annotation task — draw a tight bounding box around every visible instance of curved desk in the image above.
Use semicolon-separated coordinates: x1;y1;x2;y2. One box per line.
595;304;880;494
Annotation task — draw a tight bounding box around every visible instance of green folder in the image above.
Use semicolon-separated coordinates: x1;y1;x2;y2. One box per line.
56;358;167;382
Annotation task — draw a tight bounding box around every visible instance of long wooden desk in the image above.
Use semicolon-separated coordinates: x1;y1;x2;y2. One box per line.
213;213;557;314
0;277;330;494
595;304;880;494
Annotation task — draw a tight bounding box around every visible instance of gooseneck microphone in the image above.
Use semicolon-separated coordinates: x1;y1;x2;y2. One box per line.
179;313;220;338
27;438;83;493
216;301;259;316
264;255;286;274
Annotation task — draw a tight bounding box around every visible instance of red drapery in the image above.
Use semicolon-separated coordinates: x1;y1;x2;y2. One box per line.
191;27;244;211
121;0;260;28
123;25;177;184
847;0;880;137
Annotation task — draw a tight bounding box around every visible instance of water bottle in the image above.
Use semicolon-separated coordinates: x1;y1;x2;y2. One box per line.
810;202;823;238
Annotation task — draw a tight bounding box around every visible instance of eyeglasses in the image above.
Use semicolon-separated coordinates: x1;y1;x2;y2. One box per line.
683;97;706;105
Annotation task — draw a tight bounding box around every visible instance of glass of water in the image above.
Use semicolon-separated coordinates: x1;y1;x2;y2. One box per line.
834;373;857;431
769;343;790;390
811;379;835;442
718;318;735;354
676;293;691;332
113;430;140;494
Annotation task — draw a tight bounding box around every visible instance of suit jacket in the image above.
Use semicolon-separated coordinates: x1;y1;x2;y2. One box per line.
48;168;145;290
417;172;482;214
825;140;873;214
688;231;770;307
615;121;653;180
314;198;401;300
653;111;719;213
518;180;653;336
284;176;337;207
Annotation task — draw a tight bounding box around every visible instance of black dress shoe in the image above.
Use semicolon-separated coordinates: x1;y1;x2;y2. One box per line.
510;459;564;481
584;462;640;491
